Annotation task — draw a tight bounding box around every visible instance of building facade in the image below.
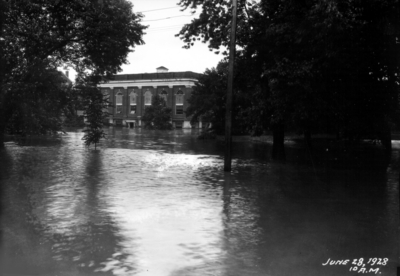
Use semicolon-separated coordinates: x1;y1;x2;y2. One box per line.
98;67;202;128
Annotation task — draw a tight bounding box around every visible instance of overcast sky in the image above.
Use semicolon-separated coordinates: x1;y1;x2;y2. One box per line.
121;0;224;74
63;0;223;80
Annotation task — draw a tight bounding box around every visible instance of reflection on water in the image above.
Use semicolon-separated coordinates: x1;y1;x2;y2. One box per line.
0;128;398;276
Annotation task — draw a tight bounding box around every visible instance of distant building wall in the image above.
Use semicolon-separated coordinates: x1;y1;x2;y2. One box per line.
98;70;203;129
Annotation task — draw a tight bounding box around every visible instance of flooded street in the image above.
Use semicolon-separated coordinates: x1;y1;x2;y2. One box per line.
0;128;398;276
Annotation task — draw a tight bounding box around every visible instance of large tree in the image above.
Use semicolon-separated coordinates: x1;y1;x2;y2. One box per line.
259;0;400;150
5;68;72;136
0;0;146;147
177;0;400;157
186;58;259;135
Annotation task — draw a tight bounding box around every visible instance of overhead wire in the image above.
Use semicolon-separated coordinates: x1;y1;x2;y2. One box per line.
145;28;182;34
147;24;186;31
142;14;194;22
145;28;184;34
144;23;191;34
137;6;181;13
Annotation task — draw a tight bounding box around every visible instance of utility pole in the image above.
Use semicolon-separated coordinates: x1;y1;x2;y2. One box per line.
224;0;238;172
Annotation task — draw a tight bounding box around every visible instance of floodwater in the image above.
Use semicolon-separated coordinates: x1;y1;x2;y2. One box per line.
0;128;398;276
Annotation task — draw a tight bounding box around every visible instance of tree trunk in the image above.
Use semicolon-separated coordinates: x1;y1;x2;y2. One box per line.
0;125;5;148
272;122;285;160
379;127;392;156
304;128;312;149
0;2;4;149
0;87;5;149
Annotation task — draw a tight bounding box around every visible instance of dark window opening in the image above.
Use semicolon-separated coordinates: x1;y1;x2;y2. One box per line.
116;106;123;114
144;91;152;105
176;105;183;115
160;90;168;103
175;121;183;128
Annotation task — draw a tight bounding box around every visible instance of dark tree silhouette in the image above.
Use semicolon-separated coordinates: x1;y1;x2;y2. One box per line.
177;0;400;157
0;0;146;147
142;95;173;130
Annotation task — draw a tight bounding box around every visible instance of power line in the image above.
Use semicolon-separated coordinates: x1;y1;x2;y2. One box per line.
142;14;194;22
137;6;181;13
147;24;185;31
144;23;186;34
146;28;182;34
145;26;183;33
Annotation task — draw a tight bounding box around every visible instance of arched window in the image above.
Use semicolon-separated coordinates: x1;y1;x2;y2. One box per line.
115;90;123;114
144;90;152;106
160;89;168;103
129;90;137;104
129;90;137;114
115;90;123;104
175;89;184;115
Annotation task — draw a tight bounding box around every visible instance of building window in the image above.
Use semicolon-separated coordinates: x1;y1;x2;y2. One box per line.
115;90;123;104
129;90;137;105
116;106;123;114
176;89;184;105
129;90;137;114
175;89;184;115
115;90;123;114
160;89;168;103
144;90;152;105
176;105;184;115
175;121;183;128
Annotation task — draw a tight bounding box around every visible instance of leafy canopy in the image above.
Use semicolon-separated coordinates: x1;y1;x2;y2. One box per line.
0;0;146;145
186;60;250;135
5;68;72;135
79;83;109;149
177;0;400;146
142;95;173;130
2;0;145;78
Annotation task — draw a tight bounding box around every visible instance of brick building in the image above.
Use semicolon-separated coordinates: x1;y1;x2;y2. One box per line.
98;67;202;128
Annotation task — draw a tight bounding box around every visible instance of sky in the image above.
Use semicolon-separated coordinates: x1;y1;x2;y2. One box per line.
122;0;224;74
62;0;224;81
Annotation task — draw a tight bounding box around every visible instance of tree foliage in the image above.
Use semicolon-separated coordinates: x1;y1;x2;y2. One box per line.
0;0;146;146
178;0;400;155
142;95;173;130
186;59;253;135
5;68;72;135
186;64;227;133
78;83;109;149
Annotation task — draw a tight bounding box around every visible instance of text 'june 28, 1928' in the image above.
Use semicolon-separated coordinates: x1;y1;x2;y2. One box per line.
322;258;389;274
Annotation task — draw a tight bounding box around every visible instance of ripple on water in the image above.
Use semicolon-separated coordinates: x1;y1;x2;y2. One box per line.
0;130;398;276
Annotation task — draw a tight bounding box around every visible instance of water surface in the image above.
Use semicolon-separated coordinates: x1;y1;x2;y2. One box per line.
1;128;398;276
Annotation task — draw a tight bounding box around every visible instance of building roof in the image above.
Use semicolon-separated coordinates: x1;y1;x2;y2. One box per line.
110;71;202;81
156;66;168;70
